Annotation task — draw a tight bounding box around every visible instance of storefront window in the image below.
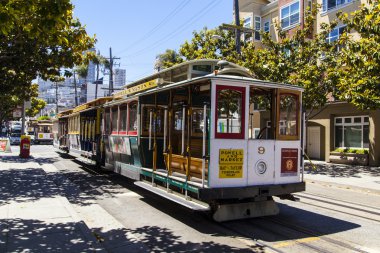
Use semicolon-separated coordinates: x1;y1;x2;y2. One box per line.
215;85;245;139
279;93;299;138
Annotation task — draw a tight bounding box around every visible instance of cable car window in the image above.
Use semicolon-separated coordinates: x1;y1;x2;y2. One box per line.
279;93;299;138
249;88;274;139
142;106;165;135
128;102;138;134
192;109;204;136
105;108;111;134
119;105;128;133
174;108;183;131
215;85;245;139
111;107;118;132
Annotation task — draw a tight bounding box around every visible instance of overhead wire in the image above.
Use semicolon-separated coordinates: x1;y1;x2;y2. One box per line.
115;0;191;55
120;0;219;59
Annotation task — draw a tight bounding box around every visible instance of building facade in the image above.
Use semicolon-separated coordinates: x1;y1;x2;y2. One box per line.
238;0;380;166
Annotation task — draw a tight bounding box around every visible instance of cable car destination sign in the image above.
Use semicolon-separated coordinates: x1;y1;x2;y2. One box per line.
219;149;244;178
114;80;157;98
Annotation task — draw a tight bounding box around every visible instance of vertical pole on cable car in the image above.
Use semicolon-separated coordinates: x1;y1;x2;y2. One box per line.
152;93;158;186
202;102;207;188
167;90;173;191
186;86;192;199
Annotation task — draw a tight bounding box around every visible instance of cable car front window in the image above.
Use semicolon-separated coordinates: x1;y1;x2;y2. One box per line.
279;93;299;137
215;86;245;138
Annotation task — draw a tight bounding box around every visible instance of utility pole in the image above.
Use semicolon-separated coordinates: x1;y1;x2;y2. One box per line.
234;0;241;55
55;82;58;115
107;47;120;96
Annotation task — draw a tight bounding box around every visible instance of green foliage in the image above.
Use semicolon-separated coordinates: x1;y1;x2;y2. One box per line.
243;4;338;110
333;148;369;154
0;0;94;125
335;0;380;109
179;27;244;65
156;49;183;69
37;115;51;121
26;97;46;118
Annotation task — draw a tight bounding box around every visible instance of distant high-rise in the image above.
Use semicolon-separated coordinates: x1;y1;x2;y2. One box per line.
114;68;126;87
86;48;96;83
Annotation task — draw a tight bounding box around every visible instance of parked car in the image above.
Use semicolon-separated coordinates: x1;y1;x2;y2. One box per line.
9;132;21;145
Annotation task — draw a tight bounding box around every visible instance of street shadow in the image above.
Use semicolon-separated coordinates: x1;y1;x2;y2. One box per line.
0;155;58;165
304;161;380;178
1;218;260;253
1;218;102;253
92;225;261;252
0;168;63;205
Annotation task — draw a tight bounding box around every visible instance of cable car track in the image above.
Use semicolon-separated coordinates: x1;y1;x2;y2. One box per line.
293;192;380;223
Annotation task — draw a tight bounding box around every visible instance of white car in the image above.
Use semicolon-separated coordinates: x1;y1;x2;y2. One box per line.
9;133;21;145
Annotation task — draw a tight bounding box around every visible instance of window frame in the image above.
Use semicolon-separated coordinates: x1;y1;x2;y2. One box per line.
276;90;300;140
322;0;352;13
280;0;300;30
254;16;261;41
118;104;128;135
214;85;246;139
127;101;138;136
334;115;369;149
263;19;270;33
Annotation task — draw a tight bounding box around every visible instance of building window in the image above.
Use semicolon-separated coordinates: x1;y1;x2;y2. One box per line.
322;0;352;12
326;25;346;51
281;1;300;30
264;20;270;33
254;16;261;41
244;17;251;28
335;116;369;149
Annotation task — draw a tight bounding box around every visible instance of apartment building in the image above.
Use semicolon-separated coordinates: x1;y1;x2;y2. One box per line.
238;0;380;166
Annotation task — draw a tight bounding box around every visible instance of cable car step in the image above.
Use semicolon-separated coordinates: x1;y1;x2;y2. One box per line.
134;181;210;211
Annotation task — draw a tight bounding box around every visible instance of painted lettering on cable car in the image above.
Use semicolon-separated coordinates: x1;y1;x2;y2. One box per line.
219;149;244;178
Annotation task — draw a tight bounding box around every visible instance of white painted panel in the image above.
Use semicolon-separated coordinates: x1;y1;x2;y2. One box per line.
247;140;275;185
307;127;320;159
274;141;302;184
209;80;249;188
209;139;248;187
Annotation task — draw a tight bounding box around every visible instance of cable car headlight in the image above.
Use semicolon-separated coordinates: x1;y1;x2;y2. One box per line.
255;160;267;175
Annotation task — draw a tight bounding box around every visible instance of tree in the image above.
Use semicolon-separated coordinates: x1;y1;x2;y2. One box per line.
0;0;95;112
26;97;46;118
0;84;45;126
92;52;108;99
179;27;243;64
242;4;339;111
334;0;380;109
155;49;183;70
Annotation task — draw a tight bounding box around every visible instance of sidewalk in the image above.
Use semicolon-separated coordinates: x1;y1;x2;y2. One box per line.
304;160;380;194
0;152;148;253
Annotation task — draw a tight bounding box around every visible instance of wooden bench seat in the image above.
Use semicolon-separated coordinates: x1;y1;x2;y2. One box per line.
163;153;208;179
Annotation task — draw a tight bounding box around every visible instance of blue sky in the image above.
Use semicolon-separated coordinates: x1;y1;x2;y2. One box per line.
71;0;233;84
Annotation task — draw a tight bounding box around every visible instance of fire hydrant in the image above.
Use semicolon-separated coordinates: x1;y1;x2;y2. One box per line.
20;135;31;158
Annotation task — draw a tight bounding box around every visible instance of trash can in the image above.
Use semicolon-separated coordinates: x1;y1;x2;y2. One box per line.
20;135;31;158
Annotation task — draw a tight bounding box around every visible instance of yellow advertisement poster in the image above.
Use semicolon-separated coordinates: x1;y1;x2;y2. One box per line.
219;149;244;178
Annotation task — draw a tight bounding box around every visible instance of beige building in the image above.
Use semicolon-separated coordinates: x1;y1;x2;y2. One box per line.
238;0;380;166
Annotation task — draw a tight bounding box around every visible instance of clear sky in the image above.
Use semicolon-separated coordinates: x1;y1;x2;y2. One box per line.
71;0;233;84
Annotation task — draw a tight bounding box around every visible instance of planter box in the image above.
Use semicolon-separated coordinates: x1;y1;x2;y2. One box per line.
329;152;369;166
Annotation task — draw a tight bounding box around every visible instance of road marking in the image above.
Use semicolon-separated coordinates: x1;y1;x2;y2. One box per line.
273;237;320;248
